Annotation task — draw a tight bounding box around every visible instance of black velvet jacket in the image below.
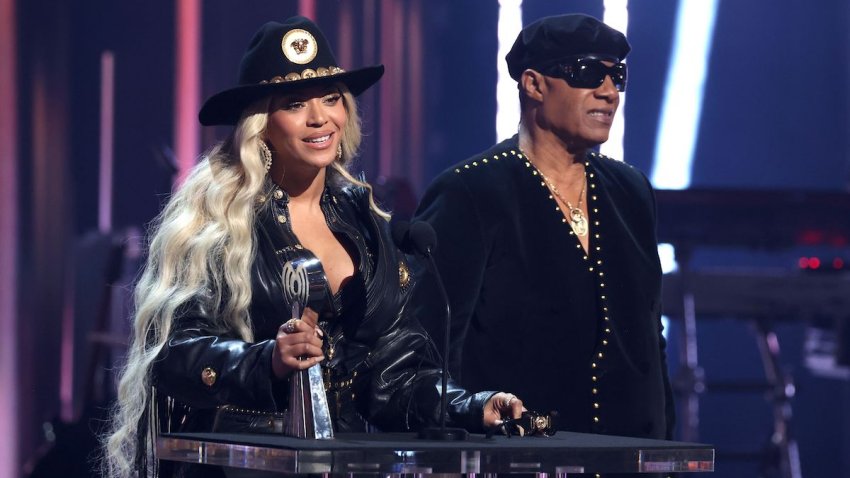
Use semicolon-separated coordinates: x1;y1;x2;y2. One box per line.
148;180;493;476
410;136;674;441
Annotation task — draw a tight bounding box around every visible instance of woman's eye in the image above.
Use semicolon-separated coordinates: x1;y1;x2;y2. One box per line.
284;101;304;110
324;94;341;105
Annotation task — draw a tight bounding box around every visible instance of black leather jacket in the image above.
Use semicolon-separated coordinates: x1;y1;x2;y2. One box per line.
150;181;494;452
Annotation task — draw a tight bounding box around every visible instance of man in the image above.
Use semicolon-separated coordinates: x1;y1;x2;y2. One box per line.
410;14;674;442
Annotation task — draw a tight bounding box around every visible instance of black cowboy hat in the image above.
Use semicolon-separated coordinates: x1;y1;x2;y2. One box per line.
199;16;384;126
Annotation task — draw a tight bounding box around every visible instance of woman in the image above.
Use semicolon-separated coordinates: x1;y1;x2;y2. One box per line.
103;16;523;478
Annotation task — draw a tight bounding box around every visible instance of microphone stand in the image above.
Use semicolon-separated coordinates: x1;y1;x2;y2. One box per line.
418;247;468;441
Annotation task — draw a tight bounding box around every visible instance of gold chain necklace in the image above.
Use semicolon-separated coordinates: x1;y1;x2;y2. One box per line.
523;150;589;237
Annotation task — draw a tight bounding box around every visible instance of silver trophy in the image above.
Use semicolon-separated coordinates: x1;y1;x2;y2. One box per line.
280;251;334;439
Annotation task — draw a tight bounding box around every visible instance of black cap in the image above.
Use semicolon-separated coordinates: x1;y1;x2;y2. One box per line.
505;14;630;81
199;16;384;126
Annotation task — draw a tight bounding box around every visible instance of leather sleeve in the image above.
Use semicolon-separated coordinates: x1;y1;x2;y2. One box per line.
152;306;280;411
364;298;496;434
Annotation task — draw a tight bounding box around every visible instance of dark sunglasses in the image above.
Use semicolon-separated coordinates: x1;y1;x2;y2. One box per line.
545;57;627;92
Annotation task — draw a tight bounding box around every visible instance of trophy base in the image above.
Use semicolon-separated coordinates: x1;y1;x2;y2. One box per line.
417;427;469;441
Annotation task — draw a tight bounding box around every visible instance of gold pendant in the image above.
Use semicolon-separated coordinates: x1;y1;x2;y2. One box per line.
569;208;589;236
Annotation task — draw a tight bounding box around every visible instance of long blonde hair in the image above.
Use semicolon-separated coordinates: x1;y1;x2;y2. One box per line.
103;86;384;477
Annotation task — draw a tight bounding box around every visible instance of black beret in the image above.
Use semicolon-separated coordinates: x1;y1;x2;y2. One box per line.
506;14;630;81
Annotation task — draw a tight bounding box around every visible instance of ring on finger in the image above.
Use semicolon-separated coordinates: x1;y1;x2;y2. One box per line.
281;318;300;334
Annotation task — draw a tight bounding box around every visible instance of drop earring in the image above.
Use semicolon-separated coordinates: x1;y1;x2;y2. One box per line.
336;144;343;161
260;141;273;172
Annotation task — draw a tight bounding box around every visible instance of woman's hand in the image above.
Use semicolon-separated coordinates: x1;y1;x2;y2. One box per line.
271;307;325;379
483;392;524;429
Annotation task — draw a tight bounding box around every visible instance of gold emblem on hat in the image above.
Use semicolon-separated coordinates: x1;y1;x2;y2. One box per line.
292;38;308;54
281;28;317;65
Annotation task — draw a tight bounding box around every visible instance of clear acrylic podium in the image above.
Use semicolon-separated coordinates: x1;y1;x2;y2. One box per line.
157;431;714;475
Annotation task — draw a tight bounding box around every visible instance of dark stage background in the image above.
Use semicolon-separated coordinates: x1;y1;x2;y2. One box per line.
2;0;849;477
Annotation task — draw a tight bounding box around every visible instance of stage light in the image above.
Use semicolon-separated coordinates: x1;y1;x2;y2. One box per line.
495;0;523;141
798;256;850;271
651;0;719;189
651;0;719;337
658;243;677;274
600;0;629;162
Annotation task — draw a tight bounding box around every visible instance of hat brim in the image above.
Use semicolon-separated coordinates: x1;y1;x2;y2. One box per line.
199;65;384;126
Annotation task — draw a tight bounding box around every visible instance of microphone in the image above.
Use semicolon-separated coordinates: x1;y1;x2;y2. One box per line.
409;221;437;255
392;219;437;256
391;219;468;441
390;219;415;254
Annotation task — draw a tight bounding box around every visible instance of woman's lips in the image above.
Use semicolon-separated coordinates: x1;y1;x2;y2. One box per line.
303;132;334;149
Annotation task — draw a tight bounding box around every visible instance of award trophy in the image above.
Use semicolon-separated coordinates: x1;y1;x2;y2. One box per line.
279;250;334;439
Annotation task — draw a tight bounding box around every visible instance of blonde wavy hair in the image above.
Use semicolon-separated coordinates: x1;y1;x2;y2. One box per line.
102;86;386;477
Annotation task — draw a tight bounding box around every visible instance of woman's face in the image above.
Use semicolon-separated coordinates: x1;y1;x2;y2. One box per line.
265;85;347;174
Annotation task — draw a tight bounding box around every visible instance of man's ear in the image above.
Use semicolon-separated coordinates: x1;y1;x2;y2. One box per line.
519;69;545;102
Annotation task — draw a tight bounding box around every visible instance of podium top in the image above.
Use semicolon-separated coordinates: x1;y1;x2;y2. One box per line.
158;431;714;475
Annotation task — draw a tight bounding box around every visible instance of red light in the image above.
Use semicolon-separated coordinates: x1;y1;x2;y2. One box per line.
809;257;821;269
834;258;845;269
798;230;824;245
829;235;848;247
798;257;809;269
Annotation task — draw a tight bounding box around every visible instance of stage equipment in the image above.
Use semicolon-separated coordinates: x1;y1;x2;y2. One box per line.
655;188;850;250
392;219;469;440
657;187;850;478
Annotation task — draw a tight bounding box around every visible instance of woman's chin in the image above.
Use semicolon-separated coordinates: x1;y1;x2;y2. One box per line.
285;150;338;171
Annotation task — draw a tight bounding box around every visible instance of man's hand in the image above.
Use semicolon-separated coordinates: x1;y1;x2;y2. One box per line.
483;392;525;428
